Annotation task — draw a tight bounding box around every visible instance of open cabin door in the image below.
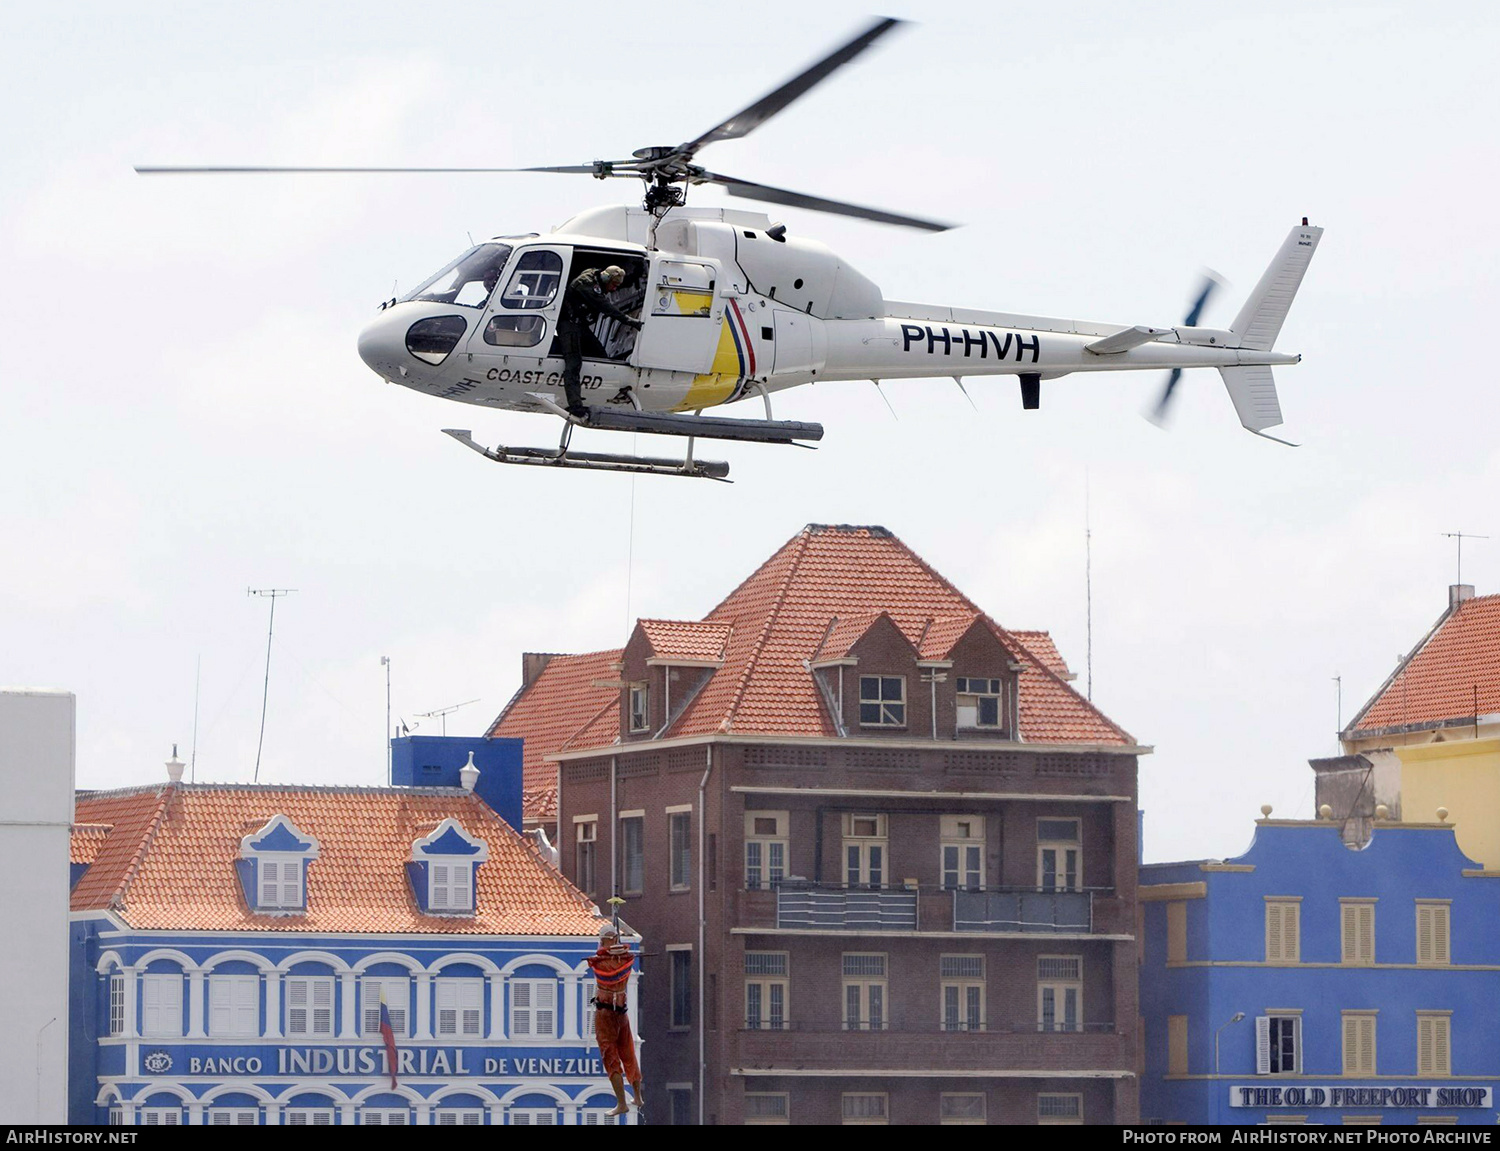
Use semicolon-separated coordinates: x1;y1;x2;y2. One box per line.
630;255;724;373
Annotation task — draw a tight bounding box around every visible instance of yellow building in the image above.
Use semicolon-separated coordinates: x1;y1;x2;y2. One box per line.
1329;585;1500;868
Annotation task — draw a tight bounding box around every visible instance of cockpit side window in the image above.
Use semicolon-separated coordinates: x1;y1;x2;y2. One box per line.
401;243;513;308
500;250;564;310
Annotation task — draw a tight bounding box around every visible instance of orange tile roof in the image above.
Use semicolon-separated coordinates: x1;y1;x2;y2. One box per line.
1347;592;1500;736
1010;630;1073;679
523;786;558;824
488;649;621;812
70;785;600;936
70;823;113;865
487;525;1132;771
812;612;889;661
917;614;983;661
638;619;732;663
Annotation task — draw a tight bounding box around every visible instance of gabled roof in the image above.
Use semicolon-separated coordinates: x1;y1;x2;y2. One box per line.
70;823;113;866
487;526;1132;796
638;619;732;663
811;612;893;663
917;614;984;661
1346;591;1500;737
488;649;621;804
70;784;599;936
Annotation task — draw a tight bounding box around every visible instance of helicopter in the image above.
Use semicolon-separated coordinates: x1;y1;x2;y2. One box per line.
139;17;1322;482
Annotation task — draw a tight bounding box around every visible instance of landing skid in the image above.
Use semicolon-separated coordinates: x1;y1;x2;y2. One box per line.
526;393;823;446
442;429;731;481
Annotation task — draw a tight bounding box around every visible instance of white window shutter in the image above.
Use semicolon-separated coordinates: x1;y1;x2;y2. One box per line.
312;978;333;1035
235;977;258;1035
454;863;471;910
142;976;161;1035
287;977;308;1034
461;978;483;1036
1292;1015;1303;1072
432;864;449;909
1360;905;1374;963
1266;904;1282;961
283;861;300;907
535;980;556;1036
260;860;278;905
1255;1015;1271;1075
1287;903;1299;961
513;980;532;1036
210;982;231;1036
436;979;456;1036
1341;904;1355;962
1435;907;1450;964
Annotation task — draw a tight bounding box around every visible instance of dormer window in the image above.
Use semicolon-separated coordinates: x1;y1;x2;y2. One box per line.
629;684;650;733
238;815;319;915
956;677;1003;728
859;676;905;727
430;860;472;912
409;819;489;916
258;854;304;908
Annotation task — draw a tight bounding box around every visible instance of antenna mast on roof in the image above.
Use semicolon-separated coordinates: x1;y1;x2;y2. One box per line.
1085;473;1093;701
1440;531;1488;585
248;588;297;782
416;698;481;737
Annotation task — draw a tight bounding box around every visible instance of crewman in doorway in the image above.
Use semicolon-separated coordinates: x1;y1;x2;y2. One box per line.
586;921;644;1117
558;265;641;418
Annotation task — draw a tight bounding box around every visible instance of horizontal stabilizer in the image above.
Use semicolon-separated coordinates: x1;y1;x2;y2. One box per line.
1218;365;1284;434
1085;325;1170;355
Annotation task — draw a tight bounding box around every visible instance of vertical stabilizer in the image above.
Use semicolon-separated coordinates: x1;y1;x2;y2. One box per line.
1229;222;1323;351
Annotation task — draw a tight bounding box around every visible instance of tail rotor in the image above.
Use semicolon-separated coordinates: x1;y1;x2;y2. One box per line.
1147;271;1223;426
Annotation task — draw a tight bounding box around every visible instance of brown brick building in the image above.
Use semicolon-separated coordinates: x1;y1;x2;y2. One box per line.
490;524;1145;1124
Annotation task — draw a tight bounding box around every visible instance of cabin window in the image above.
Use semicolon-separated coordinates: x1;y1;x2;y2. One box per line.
483;314;547;347
401;242;513;308
405;315;467;365
501;250;564;310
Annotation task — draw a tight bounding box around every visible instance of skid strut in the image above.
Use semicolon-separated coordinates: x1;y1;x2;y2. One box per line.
442;430;731;481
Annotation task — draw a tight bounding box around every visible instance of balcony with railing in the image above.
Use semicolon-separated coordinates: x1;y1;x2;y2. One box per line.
733;1021;1128;1073
738;881;1117;935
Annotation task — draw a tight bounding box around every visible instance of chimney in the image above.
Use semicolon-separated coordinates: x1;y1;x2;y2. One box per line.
166;744;185;783
521;653;555;689
459;751;480;792
1450;584;1475;611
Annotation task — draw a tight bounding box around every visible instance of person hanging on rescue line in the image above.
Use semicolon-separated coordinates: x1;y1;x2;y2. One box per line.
558;265;641;418
586;921;644;1117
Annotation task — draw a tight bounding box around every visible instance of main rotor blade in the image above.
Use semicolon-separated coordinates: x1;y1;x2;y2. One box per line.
703;171;953;232
679;17;904;156
134;164;618;175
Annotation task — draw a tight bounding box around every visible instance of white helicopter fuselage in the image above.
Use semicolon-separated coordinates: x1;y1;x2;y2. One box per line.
357;204;1317;434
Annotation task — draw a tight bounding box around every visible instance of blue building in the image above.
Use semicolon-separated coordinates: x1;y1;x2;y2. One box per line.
1140;809;1500;1125
68;751;637;1125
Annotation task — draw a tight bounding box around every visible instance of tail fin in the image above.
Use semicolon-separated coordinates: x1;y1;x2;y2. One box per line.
1219;221;1323;441
1229;221;1323;350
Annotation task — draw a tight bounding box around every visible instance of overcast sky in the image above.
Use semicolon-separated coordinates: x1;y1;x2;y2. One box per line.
3;1;1497;863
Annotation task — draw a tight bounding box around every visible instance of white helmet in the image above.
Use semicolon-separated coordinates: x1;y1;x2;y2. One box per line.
598;921;620;939
601;265;627;287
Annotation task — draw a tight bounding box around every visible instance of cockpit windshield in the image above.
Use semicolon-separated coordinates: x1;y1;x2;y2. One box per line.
400;242;514;308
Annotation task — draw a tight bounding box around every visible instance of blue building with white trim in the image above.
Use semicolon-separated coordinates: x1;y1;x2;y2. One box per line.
1140;808;1500;1125
68;746;639;1125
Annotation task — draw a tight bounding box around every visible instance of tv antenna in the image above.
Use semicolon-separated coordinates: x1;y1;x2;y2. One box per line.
247;588;296;781
415;698;480;737
1440;531;1488;585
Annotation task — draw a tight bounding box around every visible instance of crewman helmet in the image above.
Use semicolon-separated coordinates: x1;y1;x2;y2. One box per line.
601;265;627;288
